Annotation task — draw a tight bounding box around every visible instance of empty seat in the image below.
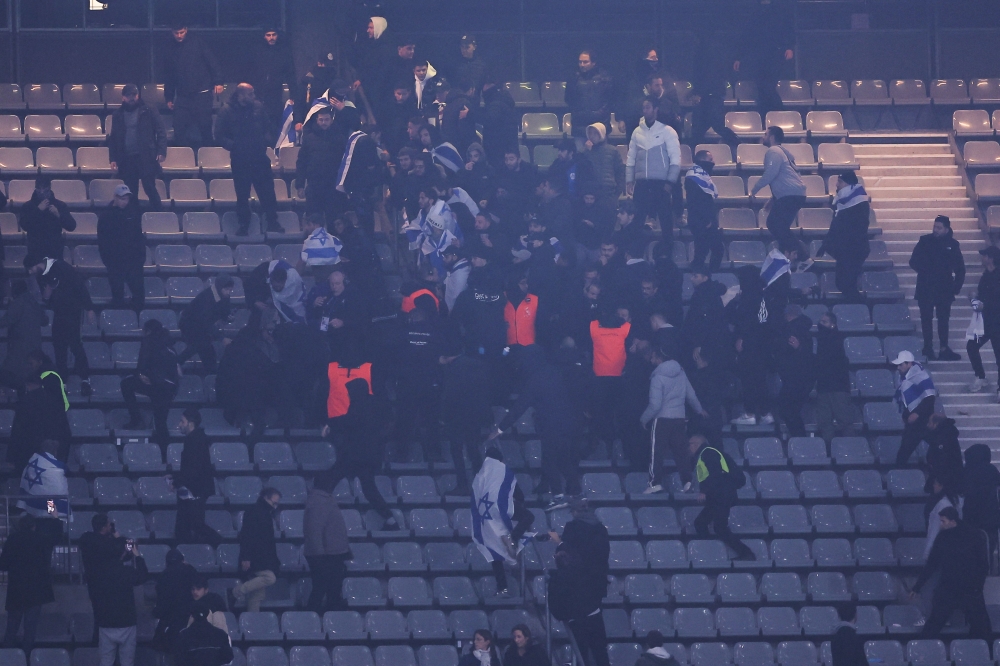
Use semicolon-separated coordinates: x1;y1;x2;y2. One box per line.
886;469;925;497
756;471;799;499
170;179;211;207
864;641;906;666
762;573;805;603
24;115;65;142
811;505;853;533
766;110;807;139
198;147;231;174
855;537;896;567
853;572;897;602
844;470;886;499
971;78;1000;103
387;577;432;607
64;114;104;142
964;140;1000;168
672;573;715;604
725;111;764;139
716;607;758;637
240;612;282;641
330;647;373;666
728;241;767;266
736;144;767;170
521;113;561;139
771;539;813;568
674;608;716;638
818;143;858;169
195;245;236;272
813;80;851;106
744;437;784;466
36;147;75;175
717;573;760;603
155;245;196;273
719;207;756;230
954;109;993;138
806;111;847;139
777;80;813;106
852;79;890;105
625;574;669;603
949;639;991;665
182;212;225;241
25;84;64;110
768;505;811;534
758;607;800;636
505;82;541;107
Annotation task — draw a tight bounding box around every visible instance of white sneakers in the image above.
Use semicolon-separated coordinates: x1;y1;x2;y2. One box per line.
759;413;775;425
642;484;664;495
731;414;757;426
682;482;692;492
969;377;988;393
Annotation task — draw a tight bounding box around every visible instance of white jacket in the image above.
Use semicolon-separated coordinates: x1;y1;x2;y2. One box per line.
626;119;681;184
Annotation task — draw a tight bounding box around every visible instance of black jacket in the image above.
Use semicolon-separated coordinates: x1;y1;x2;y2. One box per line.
830;624;867;666
976;267;1000;331
22;193;75;265
339;133;383;195
451;268;508;357
914;522;989;596
498;346;578;439
294;124;345;189
909;230;965;304
441;353;492;429
179;286;231;341
239;497;280;573
214;99;274;165
39;260;93;322
502;643;549;666
216;322;280;414
695;444;742;503
685;177;719;233
566;66;614;129
775;314;815;392
0;526;56;611
480;87;519;167
294;67;336;124
815;326;850;393
79;531;149;628
440;89;478;157
173;617;234;666
453;54;491;96
10;386;67;470
548;513;609;620
177;427;215;499
164;35;222;102
249;40;297;118
136;337;180;392
97;202;145;270
925;417;963;493
108;101;168;167
821;201;870;264
154;561;198;640
964;444;1000;531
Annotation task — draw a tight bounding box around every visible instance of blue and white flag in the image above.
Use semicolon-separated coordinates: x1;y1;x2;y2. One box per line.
420;228;458;278
17;452;69;520
302;90;332;128
301;227;343;266
471;457;523;565
760;247;790;287
431;142;464;173
336;130;366;193
834;183;869;212
895;362;937;413
275;99;297;152
685;164;718;199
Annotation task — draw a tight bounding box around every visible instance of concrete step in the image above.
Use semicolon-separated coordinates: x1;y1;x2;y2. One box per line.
852;144;953;155
872;199;974;209
861;166;960;177
861;175;964;187
857;155;957;167
866;186;969;198
874;207;976;219
880;230;983;241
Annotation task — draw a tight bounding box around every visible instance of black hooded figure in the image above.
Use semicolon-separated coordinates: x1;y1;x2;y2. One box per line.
963;443;1000;560
725;265;772;425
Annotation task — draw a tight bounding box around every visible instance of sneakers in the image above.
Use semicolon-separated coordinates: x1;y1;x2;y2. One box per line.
922;348;937;361
759;413;775;425
80;380;92;398
938;347;961;361
731;413;757;426
681;481;692;492
969;377;988;393
546;494;570;511
642;484;664;495
496;588;510;598
913;618;926;628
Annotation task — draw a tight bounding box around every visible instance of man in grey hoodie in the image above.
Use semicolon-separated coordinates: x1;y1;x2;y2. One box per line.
749;126;806;248
640;346;707;494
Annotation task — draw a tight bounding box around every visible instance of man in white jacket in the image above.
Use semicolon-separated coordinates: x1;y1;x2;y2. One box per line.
639;346;708;494
626;98;681;238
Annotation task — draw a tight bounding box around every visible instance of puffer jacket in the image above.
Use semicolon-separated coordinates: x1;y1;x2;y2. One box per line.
640;360;704;426
214;99;273;164
566;67;614;128
626;119;681;184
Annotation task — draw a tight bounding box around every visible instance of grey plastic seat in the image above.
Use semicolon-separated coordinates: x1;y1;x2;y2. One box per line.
414;646;456;666
812;538;854;567
373;646;416;666
608;540;646;571
887;469;926;497
807;572;852;602
254;442;296;471
211;442;252;471
776;641;819;665
396;476;440;504
736;144;767;170
294;442;334;471
873;304;914;332
744;437;785;466
726;111;764;140
768;505;810;534
728;241;767;266
425;542;467;572
630;607;672;637
903;639;946;665
388;577;432;607
855;504;899;534
800;607;838;637
122;442;164;472
624;574;669;603
717;573;760;603
343;578;386;608
844;336;883;365
279;611;323;641
504;82;541;108
853;572;897;602
155;245;196;273
863;641;905;666
198;147;232;175
235;244;274;270
595;507;638;536
521;112;561;140
758;607;800;636
813;79;852;106
645;540;689;569
331;647;374;666
761;573;805;603
674;608;716;638
240;611;282;641
106;510;147;539
637;507;681;536
806;110;847;139
954;109;993;138
36;147;75;175
811;505;854;533
170;179;211;207
346;543;383;573
949;639;991;665
322;610;366;640
267;476;307;504
76;443;122;472
195;245;236;272
246;647;288;666
24;115;65;142
756;471;799;499
831;437;874;465
777;80;814;106
689;540;732;569
64;114;104;142
409;508;452;537
407;610;450;640
279;510;303;538
770;539;813;568
855;537;896;567
182;212;225;242
729;506;768;535
766;110;807;140
851;79;890;106
798;471;843;499
583;472;625;500
831;304;872;332
689;643;730;666
70;410;109;438
27;649;70;666
716;607;758;637
0;115;23;144
843;470;886;499
223;476;263;504
432;576;478;607
787;438;829;466
864;402;903;432
672;573;715;604
448;610;489;640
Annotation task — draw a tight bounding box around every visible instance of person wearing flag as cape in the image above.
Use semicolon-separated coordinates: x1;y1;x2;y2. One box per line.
471;448;534;597
892;350;938;465
817;170;870;303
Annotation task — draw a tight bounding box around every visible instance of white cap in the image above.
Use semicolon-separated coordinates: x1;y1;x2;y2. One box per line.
426;211;446;231
113;184;132;197
891;350;915;365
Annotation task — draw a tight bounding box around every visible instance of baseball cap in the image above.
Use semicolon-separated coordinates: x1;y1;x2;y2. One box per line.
890;350;915;365
113;184;132;197
980;246;1000;262
122;84;139;97
460;34;476;45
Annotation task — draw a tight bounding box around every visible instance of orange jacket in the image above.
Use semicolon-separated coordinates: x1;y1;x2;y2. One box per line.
327;362;372;418
590;320;630;376
504;294;538;346
401;289;439;313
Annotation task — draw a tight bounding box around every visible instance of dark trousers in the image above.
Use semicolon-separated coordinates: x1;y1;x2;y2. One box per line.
694;497;754;558
121;375;175;444
304;555;347;613
738;356;769;417
394;384;442;462
108;263;145;310
691;224;724;271
233;156;278;229
328;459;393;521
305;183;350;228
896;414;931;465
177;332;218;372
590;376;624;447
175;496;221;546
650;417;689;486
924;589;991;640
118;154;162;210
968;326;999;386
765;195;806;246
52;317;88;381
173;93;214;151
777;385;808;437
690;94;739;145
3;606;41;654
919;299;952;351
541;433;580;497
753;60;784;117
633;180;674;238
835;256;865;302
446;420;485;491
568;611;610;666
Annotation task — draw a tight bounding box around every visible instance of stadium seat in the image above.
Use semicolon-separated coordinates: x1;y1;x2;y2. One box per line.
766;110;807;139
931;79;970;104
777;80;813;106
716;607;757;637
521;113;561;140
36;147;75;175
806;111;847;139
971;78;1000;104
64;114;104;142
674;608;716;638
812;80;851;106
198;147;232;175
695;144;735;172
504;82;541;107
25;115;65;142
964;140;1000;169
0;148;36;176
736;144;767;170
608;540;646;571
725;111;764;140
540;81;566;108
171;179;211;207
817;143;858;169
25;84;64;110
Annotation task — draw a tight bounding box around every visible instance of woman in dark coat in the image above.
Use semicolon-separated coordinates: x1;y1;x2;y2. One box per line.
503;624;548;666
458;628;501;666
0;514;56;654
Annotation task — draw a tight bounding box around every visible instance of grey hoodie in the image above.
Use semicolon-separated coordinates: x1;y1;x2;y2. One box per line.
639;360;703;426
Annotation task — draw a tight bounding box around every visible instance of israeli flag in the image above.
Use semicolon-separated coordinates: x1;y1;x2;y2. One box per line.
275;99;297;152
17;452;69;520
302;90;332;128
471;457;523;565
432;142;464;173
760;247;790;287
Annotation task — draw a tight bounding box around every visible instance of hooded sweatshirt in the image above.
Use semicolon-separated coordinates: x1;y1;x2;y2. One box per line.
626;118;681;184
640;360;704;426
963;443;1000;531
636;647;681;666
584;124;625;195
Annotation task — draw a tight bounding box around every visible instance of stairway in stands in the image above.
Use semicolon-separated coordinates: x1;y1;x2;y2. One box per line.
855;139;1000;451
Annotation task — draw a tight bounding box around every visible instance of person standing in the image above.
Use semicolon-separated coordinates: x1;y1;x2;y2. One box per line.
733;0;795;115
0;514;56;656
176;275;233;372
173;409;221;546
294;107;348;225
830;605;867;666
910;506;990;639
215;83;281;236
689;31;740;145
726;266;773;426
963;443;1000;564
249;26;297;133
626;98;681;239
454;35;491;100
774;304;815;437
37;259;95;398
817;171;870;302
21;177;76;269
480;84;519;171
97;184;145;310
685;150;723;271
231;488;281;612
566;50;613;137
440;343;492;494
968;246;1000;397
583;123;625;210
909;215;965;360
394;296;446;462
640;344;708;494
814;312;857;443
152;549;197;653
690;434;755;560
749;126;806;248
891;350;938;465
303;472;351;613
164;23;223;150
108;85;167;211
120;320;179;447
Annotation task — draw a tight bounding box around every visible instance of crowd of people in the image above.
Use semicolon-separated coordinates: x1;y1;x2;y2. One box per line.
0;3;996;665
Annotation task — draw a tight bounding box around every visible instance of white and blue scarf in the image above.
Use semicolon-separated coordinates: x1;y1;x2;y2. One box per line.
895;362;937;413
835;183;869;212
686;165;718;199
760;247;790;287
471;457;523;565
431;142;464;173
419;228;458;278
335;130;367;193
268;259;306;323
18;452;69;520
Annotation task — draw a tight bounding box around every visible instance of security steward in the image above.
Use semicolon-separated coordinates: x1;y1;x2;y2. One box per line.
690;434;755;560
